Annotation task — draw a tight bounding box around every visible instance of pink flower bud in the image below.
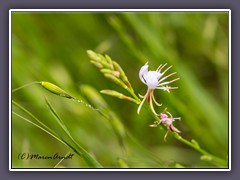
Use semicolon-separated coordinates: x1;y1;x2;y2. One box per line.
160;113;168;119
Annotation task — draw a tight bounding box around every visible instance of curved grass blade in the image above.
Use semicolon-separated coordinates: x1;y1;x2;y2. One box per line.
13;112;85;165
12;81;41;93
13;111;68;147
44;96;103;168
12;100;56;137
12;100;102;168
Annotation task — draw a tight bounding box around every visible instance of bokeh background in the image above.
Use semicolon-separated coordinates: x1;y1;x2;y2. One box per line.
11;11;229;168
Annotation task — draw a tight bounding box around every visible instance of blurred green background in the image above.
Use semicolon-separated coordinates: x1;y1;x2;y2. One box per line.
12;11;229;168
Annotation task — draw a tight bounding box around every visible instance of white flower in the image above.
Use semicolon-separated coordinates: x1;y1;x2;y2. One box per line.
139;62;161;89
137;62;180;115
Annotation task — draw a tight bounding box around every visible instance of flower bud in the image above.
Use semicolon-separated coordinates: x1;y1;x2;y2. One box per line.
87;50;101;61
104;73;128;90
113;61;132;88
90;61;103;69
40;81;74;99
100;89;139;104
100;69;120;77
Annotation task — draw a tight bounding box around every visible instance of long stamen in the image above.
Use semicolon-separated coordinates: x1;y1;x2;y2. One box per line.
167;86;178;90
168;77;180;83
158;77;180;86
163;108;168;113
161;65;173;75
157;63;167;72
172;117;181;121
156;86;168;91
156;64;163;71
158;72;177;83
156;86;178;93
164;130;169;142
151;92;162;106
166;111;173;118
138;93;145;98
137;90;149;114
149;93;159;116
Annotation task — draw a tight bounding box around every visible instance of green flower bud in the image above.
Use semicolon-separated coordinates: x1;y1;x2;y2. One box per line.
40;81;74;99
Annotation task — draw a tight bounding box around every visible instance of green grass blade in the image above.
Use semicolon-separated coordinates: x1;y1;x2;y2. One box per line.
12;109;83;159
13;111;84;160
12;81;41;93
12;100;57;137
13;111;68;147
44;96;103;168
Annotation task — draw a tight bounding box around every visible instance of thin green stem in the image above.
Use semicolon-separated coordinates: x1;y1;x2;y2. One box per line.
173;133;228;167
13;104;85;157
13;111;68;147
13;111;85;160
12;81;41;93
44;97;103;168
129;98;141;104
13;100;103;168
12;100;57;137
127;88;141;103
123;85;141;103
149;107;228;167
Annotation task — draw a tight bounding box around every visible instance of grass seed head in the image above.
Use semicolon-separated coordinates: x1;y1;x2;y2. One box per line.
40;81;74;99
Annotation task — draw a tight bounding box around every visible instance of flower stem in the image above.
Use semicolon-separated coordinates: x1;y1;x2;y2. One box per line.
149;108;228;167
127;88;141;104
12;81;41;93
173;133;228;167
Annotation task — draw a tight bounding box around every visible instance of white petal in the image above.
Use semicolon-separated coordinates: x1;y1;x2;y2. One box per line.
139;62;149;84
145;71;160;89
150;71;162;80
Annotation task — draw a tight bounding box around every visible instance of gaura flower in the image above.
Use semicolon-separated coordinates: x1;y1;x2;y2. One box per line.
159;111;181;133
150;109;181;141
137;62;180;115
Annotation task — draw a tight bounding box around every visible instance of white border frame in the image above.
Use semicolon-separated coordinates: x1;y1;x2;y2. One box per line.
9;9;231;171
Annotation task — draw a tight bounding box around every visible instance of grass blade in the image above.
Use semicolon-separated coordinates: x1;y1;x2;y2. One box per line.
13;111;68;147
44;96;103;168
